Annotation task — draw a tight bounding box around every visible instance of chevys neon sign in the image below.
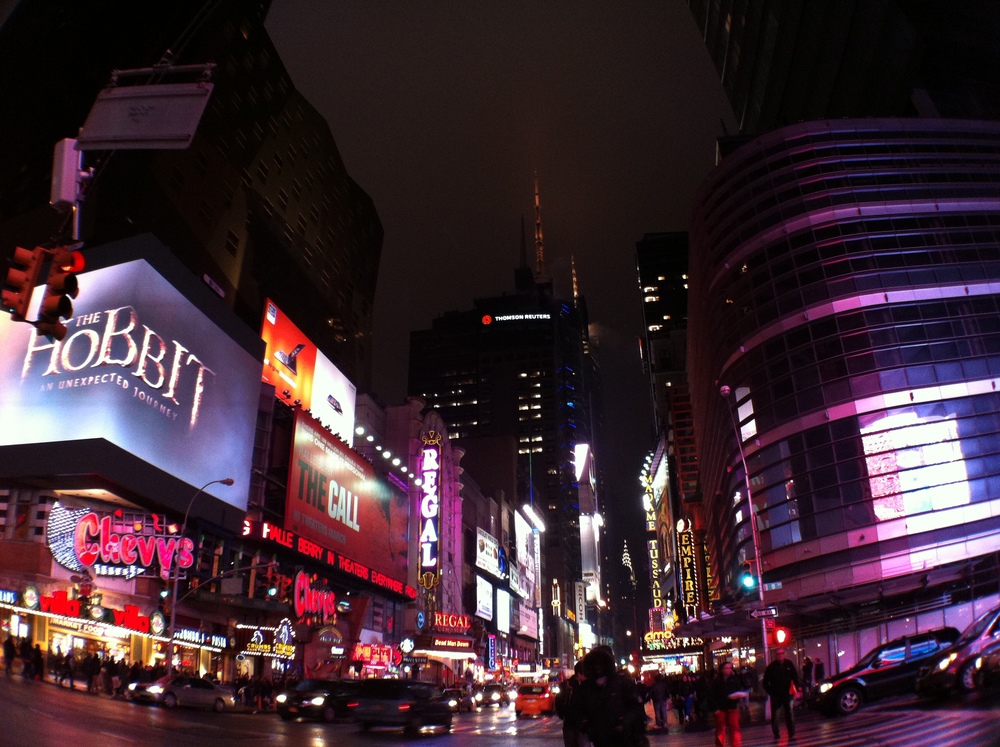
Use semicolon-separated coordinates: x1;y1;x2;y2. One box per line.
46;502;192;580
418;430;442;590
292;570;337;624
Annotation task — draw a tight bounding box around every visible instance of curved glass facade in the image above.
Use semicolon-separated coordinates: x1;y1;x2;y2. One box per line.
689;119;1000;610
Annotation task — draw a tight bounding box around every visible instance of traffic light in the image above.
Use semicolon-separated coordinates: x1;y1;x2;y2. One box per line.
35;247;84;340
1;246;44;320
769;625;792;647
738;562;758;592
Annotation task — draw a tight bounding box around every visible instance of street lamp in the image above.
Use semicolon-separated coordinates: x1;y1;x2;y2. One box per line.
165;477;234;676
719;386;769;673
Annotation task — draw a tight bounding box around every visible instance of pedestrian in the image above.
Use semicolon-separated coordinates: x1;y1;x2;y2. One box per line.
60;650;76;689
709;660;748;747
762;648;800;741
32;644;44;681
814;657;825;683
3;634;15;677
802;656;813;693
19;637;34;680
555;661;590;747
650;672;670;730
577;646;647;747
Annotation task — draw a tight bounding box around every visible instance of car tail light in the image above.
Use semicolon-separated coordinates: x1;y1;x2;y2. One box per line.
398;703;411;711
347;702;359;708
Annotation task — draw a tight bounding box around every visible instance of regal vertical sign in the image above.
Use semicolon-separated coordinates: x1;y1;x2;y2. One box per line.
418;430;442;590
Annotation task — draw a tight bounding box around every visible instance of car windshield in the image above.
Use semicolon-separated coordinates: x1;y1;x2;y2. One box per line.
356;680;406;698
956;608;999;645
519;685;546;695
294;679;332;691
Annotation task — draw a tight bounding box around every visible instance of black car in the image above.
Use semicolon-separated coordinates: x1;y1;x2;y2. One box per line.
916;605;1000;695
442;687;478;713
479;682;513;707
276;679;360;722
812;627;960;716
349;678;453;735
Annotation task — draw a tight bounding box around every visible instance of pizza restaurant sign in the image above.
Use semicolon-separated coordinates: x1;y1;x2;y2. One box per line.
22;586;160;635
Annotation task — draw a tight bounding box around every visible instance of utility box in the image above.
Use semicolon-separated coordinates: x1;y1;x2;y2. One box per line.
50;137;79;211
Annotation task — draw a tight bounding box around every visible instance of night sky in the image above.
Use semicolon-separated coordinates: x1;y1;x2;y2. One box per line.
265;2;736;590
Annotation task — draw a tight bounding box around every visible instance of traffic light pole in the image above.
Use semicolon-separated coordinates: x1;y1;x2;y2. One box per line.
720;387;771;699
165;477;233;676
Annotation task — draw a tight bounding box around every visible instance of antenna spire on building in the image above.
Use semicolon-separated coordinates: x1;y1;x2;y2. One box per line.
533;172;547;279
571;254;580;305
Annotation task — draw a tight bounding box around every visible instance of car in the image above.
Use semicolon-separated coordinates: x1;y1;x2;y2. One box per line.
479;682;513;707
975;636;1000;689
348;678;453;735
442;687;478;713
812;626;960;716
126;674;237;712
917;605;1000;696
275;678;360;722
514;682;555;717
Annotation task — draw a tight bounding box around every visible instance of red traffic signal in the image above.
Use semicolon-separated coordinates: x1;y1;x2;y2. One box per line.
769;625;792;648
35;247;84;341
1;246;44;320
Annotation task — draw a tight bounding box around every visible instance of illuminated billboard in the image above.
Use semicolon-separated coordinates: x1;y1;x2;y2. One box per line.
261;299;356;445
0;258;260;510
286;409;409;590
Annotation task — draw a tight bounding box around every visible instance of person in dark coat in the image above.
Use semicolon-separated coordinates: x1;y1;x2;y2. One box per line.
555;661;590;747
762;648;800;741
802;656;813;693
650;672;670;730
3;635;15;676
576;647;646;747
709;661;748;747
31;644;43;681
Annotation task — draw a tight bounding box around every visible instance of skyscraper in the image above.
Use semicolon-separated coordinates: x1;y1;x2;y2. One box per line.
408;189;601;661
0;0;381;389
688;118;1000;641
688;0;1000;135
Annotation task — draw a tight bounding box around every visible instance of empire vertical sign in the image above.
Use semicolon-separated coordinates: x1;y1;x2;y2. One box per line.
677;519;700;621
418;430;442;590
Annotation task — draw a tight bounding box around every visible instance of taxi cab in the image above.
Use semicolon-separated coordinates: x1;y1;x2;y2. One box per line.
514;682;555;717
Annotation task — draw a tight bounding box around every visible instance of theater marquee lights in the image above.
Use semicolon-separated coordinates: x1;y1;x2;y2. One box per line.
418;430;442;590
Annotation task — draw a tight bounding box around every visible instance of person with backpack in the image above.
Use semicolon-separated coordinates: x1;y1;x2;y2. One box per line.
577;647;648;747
555;662;590;746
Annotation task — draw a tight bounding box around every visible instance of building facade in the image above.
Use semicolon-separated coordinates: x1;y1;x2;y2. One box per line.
688;119;1000;648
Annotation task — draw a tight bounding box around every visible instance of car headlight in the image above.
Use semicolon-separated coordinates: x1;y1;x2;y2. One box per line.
491;692;500;700
818;683;832;694
550;684;560;695
276;693;287;704
938;653;957;671
149;685;164;695
310;696;325;706
475;693;483;701
128;682;138;691
448;699;458;707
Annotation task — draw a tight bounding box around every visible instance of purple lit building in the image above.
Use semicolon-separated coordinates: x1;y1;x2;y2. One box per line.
688;118;1000;663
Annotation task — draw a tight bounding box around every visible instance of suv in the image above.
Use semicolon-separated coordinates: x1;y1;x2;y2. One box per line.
276;679;360;722
916;604;1000;696
813;627;959;715
349;679;453;735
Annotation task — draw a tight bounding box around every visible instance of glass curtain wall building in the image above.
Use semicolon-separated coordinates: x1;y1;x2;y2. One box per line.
688;118;1000;620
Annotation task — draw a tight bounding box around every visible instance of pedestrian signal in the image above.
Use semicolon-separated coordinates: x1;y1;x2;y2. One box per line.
769;626;792;647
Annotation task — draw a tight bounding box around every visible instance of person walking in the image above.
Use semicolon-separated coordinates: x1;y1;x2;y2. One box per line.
555;661;590;747
577;646;646;747
814;657;825;683
709;661;747;747
802;656;813;694
3;635;15;677
650;672;670;730
763;648;800;741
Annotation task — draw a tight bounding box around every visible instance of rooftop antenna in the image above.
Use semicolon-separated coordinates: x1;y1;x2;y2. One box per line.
533;172;548;280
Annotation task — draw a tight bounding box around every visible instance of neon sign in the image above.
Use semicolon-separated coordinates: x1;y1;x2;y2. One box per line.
418;430;442;590
47;502;191;580
292;570;337;624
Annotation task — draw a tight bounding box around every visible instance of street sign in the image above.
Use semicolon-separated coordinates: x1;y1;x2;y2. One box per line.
750;606;778;619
